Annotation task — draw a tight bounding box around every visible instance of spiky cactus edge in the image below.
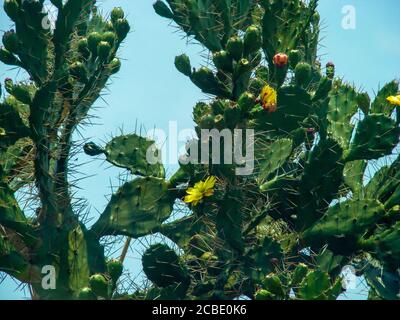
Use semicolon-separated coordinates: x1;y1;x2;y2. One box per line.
0;0;129;299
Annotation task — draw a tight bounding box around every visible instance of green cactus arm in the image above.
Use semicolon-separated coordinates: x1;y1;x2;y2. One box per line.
326;83;359;150
344;114;400;162
362;263;400;300
91;177;174;238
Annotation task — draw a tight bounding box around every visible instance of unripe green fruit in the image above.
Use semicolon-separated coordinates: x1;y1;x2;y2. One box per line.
102;32;116;47
87;32;102;54
4;78;13;94
77;287;97;300
0;47;19;66
289;49;302;69
89;274;109;298
235;58;251;76
295;62;312;86
109;58;121;74
12;84;32;105
255;289;274;300
107;259;123;283
2;30;19;54
114;18;130;41
243;25;262;56
77;38;90;59
224;106;241;129
238;91;255;113
174;54;192;77
97;41;112;61
291;263;308;285
3;0;19;22
326;61;335;79
200;114;215;129
226;36;243;61
111;7;125;23
211;100;226;115
70;62;88;83
212;50;233;72
83;142;104;156
153;0;174;19
357;92;370;115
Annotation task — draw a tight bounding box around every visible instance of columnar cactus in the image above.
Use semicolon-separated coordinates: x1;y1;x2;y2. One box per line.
1;0;400;301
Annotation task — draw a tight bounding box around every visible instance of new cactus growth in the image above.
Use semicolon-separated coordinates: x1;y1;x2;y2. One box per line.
1;0;400;301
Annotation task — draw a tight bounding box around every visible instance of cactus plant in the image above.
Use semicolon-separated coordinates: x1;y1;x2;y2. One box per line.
1;0;400;301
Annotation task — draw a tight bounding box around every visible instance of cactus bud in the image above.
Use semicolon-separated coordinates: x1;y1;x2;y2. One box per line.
263;274;284;297
83;142;104;156
77;287;97;300
273;53;289;68
2;30;19;54
114;18;130;41
212;50;233;72
97;41;112;61
0;47;19;66
4;0;19;22
289;49;302;69
111;7;125;23
70;62;88;83
200;114;215;129
191;67;217;92
109;58;121;74
235;58;251;76
153;0;174;19
88;274;109;298
238;92;255;113
224;106;241;129
211;100;226;115
226;36;243;61
294;62;312;86
243;25;262;56
12;84;32;105
87;32;102;55
102;32;116;47
106;259;123;284
174;54;192;77
326;61;335;79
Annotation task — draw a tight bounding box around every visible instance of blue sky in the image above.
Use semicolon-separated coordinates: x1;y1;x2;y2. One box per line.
0;0;399;300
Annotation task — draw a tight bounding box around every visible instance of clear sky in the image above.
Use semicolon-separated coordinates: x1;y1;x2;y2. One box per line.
0;0;399;300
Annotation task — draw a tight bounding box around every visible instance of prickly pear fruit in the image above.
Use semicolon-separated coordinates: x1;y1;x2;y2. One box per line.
4;77;13;94
70;62;88;83
295;62;312;86
273;53;289;68
88;274;109;298
2;30;19;53
109;58;121;74
212;50;233;72
153;0;174;19
326;61;335;79
83;142;104;156
77;38;90;59
11;84;32;105
175;54;192;77
97;41;112;61
227;36;243;61
0;47;19;66
3;0;19;22
77;287;97;300
114;18;130;41
238;91;255;113
243;25;262;56
107;259;123;284
289;49;302;69
87;32;102;54
111;7;125;23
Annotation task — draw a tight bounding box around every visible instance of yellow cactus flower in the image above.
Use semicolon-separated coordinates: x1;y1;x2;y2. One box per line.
260;85;277;113
387;95;400;106
184;176;216;206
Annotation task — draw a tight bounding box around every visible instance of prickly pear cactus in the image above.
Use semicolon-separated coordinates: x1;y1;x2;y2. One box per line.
0;1;130;299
